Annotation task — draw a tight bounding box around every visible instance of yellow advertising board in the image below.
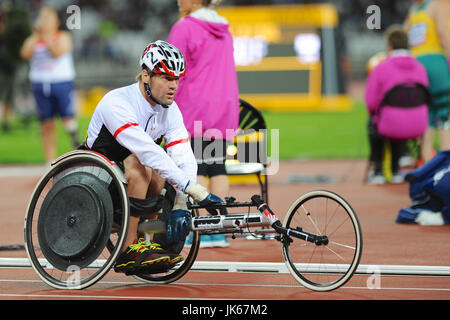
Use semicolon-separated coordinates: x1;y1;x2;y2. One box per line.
217;4;353;112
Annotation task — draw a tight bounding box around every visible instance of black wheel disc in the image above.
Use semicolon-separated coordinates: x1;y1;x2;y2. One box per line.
37;171;113;270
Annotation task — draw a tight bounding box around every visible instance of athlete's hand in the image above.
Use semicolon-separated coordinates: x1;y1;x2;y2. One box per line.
184;181;227;215
198;193;228;215
183;181;209;202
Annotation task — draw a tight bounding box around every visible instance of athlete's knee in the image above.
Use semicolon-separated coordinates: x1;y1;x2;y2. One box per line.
124;154;151;184
146;169;166;196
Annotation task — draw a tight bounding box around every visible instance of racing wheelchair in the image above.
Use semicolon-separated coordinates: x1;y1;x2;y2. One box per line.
24;149;362;291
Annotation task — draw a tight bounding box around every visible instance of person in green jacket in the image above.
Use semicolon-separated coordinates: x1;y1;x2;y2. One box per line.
404;0;450;164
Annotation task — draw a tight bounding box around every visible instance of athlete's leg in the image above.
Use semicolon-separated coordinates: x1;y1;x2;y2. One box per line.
421;127;435;162
205;166;230;247
32;82;57;163
114;154;173;272
54;82;80;148
437;109;450;152
196;175;208;190
209;174;229;199
41;119;57;163
123;153;153;250
438;129;450;151
61;117;80;148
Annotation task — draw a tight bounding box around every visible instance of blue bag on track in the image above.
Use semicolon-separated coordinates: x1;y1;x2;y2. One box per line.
396;150;450;224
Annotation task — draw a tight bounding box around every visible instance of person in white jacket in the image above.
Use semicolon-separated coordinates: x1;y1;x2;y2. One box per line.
85;40;224;274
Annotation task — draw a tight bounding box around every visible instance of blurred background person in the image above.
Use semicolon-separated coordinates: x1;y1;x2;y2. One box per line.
0;4;31;132
169;0;239;248
365;26;429;184
20;6;79;164
404;0;450;164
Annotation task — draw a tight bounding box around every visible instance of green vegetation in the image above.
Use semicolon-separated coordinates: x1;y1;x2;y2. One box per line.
264;101;369;159
0;116;90;164
0;101;370;164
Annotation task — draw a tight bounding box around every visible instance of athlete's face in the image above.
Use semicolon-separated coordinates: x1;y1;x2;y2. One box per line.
142;70;179;106
35;7;59;35
177;0;201;15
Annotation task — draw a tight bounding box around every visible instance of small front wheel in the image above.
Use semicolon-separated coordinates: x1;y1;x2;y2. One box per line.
282;190;362;291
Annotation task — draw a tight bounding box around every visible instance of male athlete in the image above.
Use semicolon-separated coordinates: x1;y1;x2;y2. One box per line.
84;40;223;274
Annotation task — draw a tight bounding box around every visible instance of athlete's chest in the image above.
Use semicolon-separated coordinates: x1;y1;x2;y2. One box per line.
138;109;169;142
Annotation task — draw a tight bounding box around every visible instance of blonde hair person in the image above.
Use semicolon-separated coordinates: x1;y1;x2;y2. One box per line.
20;6;79;164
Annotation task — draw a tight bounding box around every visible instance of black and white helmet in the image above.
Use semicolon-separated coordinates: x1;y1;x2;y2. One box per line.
140;40;186;77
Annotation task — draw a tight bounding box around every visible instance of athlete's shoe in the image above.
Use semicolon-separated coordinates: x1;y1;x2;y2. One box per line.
167;253;184;266
390;172;404;184
367;172;386;185
114;238;170;274
140;239;184;268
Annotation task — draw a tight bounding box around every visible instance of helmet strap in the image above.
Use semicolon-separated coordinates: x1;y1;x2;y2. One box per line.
143;80;168;108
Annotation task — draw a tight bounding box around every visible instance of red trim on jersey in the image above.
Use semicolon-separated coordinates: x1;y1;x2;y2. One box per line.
37;30;62;45
164;137;189;150
113;123;139;138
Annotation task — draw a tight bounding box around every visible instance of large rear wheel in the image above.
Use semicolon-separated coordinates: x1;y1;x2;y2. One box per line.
24;152;129;289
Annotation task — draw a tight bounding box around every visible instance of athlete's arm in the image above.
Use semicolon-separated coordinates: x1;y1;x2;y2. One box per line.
45;31;73;58
101;100;191;191
163;105;197;184
430;0;450;57
20;34;38;60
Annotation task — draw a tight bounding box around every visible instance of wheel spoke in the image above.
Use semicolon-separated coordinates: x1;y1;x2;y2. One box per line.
324;245;347;262
301;204;322;236
329;241;356;251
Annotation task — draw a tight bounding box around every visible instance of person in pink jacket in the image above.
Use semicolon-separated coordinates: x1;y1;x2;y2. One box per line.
365;26;429;184
168;0;239;247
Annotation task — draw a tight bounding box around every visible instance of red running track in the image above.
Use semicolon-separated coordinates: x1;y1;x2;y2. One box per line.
0;160;449;303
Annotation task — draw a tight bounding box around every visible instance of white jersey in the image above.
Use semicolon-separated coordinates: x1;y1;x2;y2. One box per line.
29;32;75;83
86;82;197;191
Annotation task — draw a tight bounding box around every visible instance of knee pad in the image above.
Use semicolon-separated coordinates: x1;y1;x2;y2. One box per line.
129;196;165;217
129;181;176;217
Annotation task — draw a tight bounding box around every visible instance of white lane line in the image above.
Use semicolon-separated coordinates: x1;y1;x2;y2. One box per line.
3;258;450;276
0;293;232;300
0;166;46;177
1;278;450;295
1;285;450;300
